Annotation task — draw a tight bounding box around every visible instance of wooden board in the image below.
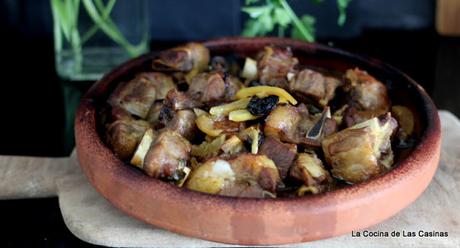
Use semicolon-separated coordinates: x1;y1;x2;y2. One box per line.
437;0;460;36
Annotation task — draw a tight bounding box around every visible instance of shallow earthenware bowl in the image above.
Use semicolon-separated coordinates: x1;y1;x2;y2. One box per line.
75;37;441;245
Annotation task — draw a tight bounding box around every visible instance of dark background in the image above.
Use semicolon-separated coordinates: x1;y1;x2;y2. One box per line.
0;0;459;247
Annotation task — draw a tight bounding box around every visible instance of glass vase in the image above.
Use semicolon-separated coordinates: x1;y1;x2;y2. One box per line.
51;0;149;81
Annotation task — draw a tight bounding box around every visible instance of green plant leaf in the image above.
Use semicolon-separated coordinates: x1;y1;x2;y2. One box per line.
94;0;105;13
64;0;75;28
51;0;63;53
273;7;290;27
291;14;315;41
51;0;83;60
242;6;271;18
278;0;314;42
82;0;135;54
242;19;266;37
85;0;146;56
65;0;81;46
72;0;80;22
337;0;351;26
267;0;282;7
81;0;116;43
259;10;274;31
51;0;72;41
245;0;260;5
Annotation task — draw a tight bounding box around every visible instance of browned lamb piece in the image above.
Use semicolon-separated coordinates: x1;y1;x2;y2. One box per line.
143;130;192;179
163;89;203;111
185;154;281;198
138;72;175;100
259;136;297;179
145;102;163;127
110;106;133;121
167;109;197;140
188;72;243;105
152;43;210;83
264;104;320;147
344;68;390;126
289;153;333;194
152;42;210;73
223;75;244;100
108;72;175;119
289;68;341;106
322;118;338;137
322;114;397;184
257;46;298;89
106;119;150;160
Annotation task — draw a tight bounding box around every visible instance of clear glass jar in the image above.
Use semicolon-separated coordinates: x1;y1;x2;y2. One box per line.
51;0;149;81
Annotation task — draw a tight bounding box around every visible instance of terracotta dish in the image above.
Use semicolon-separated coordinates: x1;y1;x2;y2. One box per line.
75;37;441;245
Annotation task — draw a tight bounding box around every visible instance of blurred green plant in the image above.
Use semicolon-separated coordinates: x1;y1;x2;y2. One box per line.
51;0;146;58
242;0;352;42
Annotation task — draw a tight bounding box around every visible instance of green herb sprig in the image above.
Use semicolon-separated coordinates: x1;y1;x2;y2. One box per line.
242;0;352;42
51;0;146;57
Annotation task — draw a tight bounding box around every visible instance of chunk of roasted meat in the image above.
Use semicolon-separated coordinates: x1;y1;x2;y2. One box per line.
143;130;192;179
167;109;197;140
110;106;133;121
152;43;209;72
258;46;298;89
210;56;229;73
264;104;320;147
185;154;281;198
344;68;391;126
145;102;163;127
108;72;175;118
289;69;341;106
322;118;338;137
153;104;197;140
106;119;150;160
322;113;397;184
259;136;297;179
139;72;176;100
188;72;243;104
164;89;203;111
152;43;210;82
108;75;156;118
290;153;333;195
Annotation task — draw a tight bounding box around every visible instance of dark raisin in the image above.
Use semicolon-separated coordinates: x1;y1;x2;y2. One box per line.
306;104;322;114
243;139;252;151
257;131;264;147
211;56;228;72
247;95;279;116
159;106;174;123
222;72;230;80
177;82;189;91
248;80;263;87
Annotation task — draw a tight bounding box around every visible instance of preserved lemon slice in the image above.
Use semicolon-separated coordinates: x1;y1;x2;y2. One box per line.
209;98;251;116
130;129;156;168
191;134;226;158
228;109;259;122
195;114;223;137
235;86;298;105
